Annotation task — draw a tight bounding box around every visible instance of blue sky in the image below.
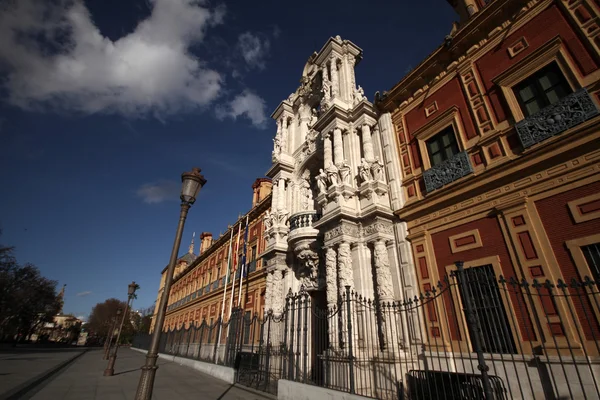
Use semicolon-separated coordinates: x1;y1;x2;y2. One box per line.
0;0;456;319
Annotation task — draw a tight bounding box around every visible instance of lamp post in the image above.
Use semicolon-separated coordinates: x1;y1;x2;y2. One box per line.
103;308;122;360
104;281;139;376
135;168;206;400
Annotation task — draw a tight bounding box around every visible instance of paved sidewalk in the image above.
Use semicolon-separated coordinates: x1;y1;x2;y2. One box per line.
28;348;273;400
0;348;84;399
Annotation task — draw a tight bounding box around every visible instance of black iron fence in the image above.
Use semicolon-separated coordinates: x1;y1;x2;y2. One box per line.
133;265;600;399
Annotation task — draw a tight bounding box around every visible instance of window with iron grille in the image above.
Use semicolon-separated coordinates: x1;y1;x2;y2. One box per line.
582;243;600;283
514;62;572;117
456;264;517;354
426;126;460;167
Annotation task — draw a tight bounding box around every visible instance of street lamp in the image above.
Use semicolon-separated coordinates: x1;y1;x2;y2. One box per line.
135;168;206;399
104;281;139;376
103;307;122;360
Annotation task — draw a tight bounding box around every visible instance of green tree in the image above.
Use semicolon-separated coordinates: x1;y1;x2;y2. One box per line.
0;236;61;342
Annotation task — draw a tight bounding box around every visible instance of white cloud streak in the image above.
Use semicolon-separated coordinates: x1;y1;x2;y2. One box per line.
237;32;270;70
0;0;226;119
136;180;180;204
216;90;267;128
76;291;92;297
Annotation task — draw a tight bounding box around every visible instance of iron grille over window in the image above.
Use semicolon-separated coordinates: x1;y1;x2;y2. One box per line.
456;264;517;354
426;126;460;167
514;62;572;117
583;243;600;283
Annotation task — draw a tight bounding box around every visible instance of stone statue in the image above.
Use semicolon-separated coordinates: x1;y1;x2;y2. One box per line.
316;169;328;194
310;108;318;127
353;85;366;106
359;158;372;183
264;210;273;231
326;163;339;186
306;129;317;153
300;177;312;211
371;157;384;182
273;135;282;154
339;160;351;185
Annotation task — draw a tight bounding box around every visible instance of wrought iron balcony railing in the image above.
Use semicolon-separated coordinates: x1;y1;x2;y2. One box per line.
288;211;321;231
516;88;599;148
247;260;257;273
212;280;219;290
423;151;473;193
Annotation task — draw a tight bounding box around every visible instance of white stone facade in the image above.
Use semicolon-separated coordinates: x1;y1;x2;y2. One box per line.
261;35;417;319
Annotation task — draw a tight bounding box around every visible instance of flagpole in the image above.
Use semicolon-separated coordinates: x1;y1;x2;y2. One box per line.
215;226;234;363
227;222;243;319
237;215;250;308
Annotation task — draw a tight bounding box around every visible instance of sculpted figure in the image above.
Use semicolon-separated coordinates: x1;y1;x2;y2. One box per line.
264;210;273;231
300;178;312;210
359;158;372;183
310;108;318;127
326;163;339;186
371;157;384;182
273;135;282;154
339;160;351;185
316;169;328;194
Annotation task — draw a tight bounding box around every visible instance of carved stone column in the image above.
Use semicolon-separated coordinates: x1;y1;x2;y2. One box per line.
278;178;286;212
337;242;354;296
361;124;374;162
333;127;344;167
347;54;357;97
325;247;338;350
265;271;273;312
330;56;339;98
373;239;398;352
271;268;285;317
323;131;333;169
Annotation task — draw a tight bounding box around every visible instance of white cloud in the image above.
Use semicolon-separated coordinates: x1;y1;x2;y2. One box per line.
216;90;267;128
0;0;225;118
237;32;270;70
136;180;180;204
76;291;92;297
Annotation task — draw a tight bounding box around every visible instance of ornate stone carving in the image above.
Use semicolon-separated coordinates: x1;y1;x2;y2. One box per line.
325;247;338;307
294;242;320;291
324;223;360;241
373;240;394;301
370;157;384;182
306;129;317;153
337;242;354;295
309;108;318;127
423;150;473;193
516;88;599;149
363;221;393;236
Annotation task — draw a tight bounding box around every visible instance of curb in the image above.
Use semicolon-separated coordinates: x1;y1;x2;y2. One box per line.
0;349;89;400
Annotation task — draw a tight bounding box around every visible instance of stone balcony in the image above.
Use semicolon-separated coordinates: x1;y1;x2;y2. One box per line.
516;88;599;149
287;211;321;245
423;151;474;193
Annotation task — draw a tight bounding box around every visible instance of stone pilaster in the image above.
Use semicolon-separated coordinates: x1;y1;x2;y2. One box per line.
265;271;273;312
281;117;289;153
278;178;286;212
